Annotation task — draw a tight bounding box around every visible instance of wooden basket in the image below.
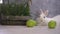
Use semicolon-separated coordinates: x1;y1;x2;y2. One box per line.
1;16;30;25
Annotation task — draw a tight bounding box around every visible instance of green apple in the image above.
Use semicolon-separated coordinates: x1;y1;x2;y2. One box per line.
26;19;36;27
48;20;56;29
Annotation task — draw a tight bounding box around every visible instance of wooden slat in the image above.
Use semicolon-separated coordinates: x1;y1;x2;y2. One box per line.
2;20;26;25
2;16;30;20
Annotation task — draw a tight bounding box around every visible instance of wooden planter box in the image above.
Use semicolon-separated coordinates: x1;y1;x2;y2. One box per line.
1;16;30;25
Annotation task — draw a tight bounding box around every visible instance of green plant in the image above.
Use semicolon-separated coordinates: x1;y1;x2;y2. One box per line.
1;1;30;16
1;4;10;16
9;4;17;16
23;2;30;16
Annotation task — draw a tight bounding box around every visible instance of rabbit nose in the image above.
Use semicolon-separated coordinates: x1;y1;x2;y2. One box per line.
41;20;43;22
41;19;43;22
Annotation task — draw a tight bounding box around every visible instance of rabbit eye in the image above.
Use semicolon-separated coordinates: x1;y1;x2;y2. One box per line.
44;17;45;18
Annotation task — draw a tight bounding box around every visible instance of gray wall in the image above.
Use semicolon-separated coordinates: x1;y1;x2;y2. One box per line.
30;0;60;20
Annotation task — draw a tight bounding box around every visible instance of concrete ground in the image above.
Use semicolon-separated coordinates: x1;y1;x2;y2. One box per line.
0;25;60;34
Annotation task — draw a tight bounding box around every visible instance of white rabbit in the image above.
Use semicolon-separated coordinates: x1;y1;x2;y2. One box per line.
36;9;60;27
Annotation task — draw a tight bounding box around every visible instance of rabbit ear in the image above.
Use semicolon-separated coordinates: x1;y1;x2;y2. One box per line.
40;9;43;14
44;10;48;16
